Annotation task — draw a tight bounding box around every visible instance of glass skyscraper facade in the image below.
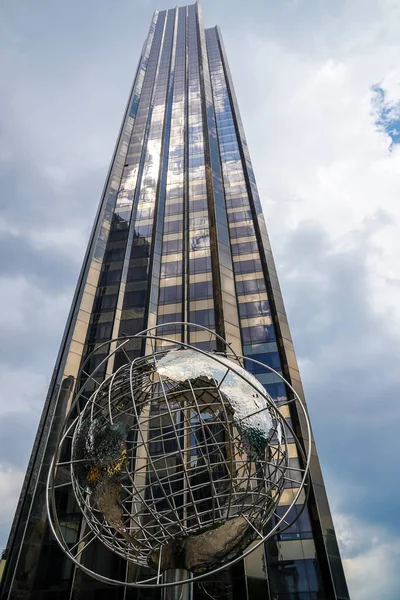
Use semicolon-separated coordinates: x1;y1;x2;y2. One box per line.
0;4;350;600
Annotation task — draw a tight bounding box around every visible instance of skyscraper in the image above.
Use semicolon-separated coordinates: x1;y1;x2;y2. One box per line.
0;3;350;599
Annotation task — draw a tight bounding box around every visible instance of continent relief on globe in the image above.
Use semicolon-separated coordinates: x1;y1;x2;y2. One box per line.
73;419;138;546
149;515;259;573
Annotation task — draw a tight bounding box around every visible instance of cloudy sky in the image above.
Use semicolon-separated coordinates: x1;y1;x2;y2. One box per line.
1;0;400;597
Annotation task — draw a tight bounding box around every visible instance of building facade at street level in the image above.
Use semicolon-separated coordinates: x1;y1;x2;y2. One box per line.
0;4;350;599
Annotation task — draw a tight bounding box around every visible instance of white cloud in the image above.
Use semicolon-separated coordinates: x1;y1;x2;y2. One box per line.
0;275;70;337
0;467;24;549
335;511;400;600
0;366;47;417
344;540;400;600
29;226;88;260
0;468;24;515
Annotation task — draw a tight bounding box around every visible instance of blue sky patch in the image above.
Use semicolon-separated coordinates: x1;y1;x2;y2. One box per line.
372;83;400;149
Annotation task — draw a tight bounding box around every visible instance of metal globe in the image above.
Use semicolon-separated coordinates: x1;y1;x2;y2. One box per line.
70;347;286;573
47;324;311;588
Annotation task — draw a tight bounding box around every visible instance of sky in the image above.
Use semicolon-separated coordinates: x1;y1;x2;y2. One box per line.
1;0;400;597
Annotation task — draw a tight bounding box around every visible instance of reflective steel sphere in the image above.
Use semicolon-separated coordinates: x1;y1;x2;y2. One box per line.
70;348;288;574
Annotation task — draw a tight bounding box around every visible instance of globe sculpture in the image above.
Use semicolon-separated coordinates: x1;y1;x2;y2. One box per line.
47;323;311;589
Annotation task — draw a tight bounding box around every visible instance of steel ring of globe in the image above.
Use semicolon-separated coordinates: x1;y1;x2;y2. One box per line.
46;322;311;588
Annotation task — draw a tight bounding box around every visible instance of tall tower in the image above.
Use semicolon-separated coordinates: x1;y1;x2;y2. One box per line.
0;4;349;600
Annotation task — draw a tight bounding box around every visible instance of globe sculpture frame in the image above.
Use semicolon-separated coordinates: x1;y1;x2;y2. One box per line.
46;323;311;589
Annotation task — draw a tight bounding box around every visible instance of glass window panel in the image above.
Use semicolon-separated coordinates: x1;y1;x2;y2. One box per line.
189;256;212;274
268;559;311;594
242;325;275;344
119;318;144;336
159;285;182;304
234;259;262;274
157;313;182;334
164;220;182;234
124;290;147;308
162;239;183;254
129;243;150;258
88;322;113;340
100;269;123;286
230;225;255;239
127;265;149;282
94;293;118;312
245;351;281;374
239;300;270;318
190;232;210;250
231;240;259;255
160;261;182;277
165;203;184;216
189;280;213;300
189;309;215;328
236;278;266;295
264;382;287;402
